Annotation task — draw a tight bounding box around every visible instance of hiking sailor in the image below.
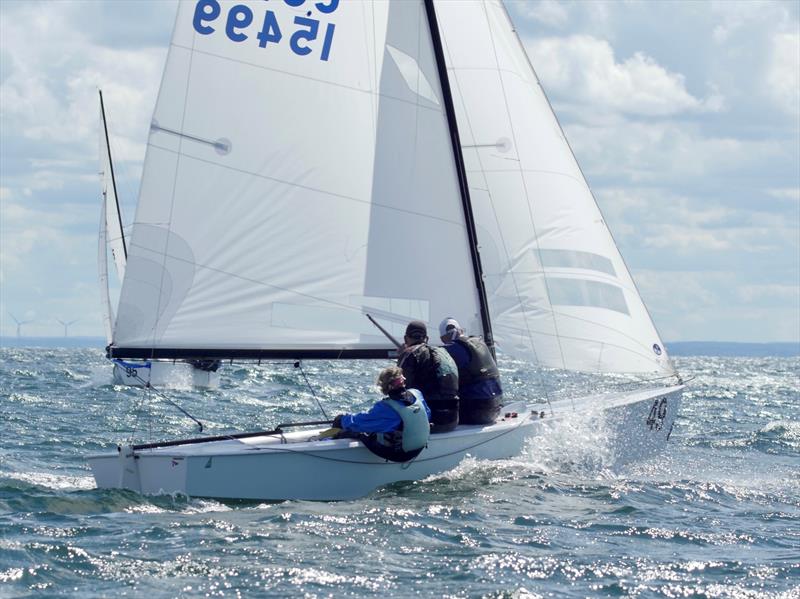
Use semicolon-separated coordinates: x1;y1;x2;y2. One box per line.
330;366;431;463
439;317;503;425
398;320;460;433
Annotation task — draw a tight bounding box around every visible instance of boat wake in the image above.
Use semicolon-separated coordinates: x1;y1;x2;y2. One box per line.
418;408;618;491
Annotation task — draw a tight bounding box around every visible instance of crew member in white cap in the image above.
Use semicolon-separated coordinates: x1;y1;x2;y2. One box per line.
438;317;503;425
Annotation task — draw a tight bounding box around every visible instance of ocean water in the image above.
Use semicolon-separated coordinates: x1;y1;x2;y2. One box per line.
1;348;798;598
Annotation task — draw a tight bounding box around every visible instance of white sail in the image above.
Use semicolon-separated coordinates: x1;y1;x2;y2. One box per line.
436;0;674;375
98;198;115;344
98;92;125;344
112;0;482;356
99;96;127;283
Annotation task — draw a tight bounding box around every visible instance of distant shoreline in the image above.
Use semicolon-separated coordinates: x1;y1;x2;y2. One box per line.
1;337;798;357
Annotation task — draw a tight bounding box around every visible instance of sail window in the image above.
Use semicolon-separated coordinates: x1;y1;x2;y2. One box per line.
537;249;616;277
547;278;629;315
353;296;430;324
386;45;440;106
272;303;375;335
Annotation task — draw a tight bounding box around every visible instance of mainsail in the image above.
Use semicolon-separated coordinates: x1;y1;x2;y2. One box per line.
111;0;484;359
436;0;674;375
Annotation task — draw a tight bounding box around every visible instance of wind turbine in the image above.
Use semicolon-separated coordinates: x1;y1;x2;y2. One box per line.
56;318;79;337
9;313;33;338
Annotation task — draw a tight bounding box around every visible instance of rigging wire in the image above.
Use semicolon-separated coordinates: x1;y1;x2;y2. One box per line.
295;361;329;420
126;370;205;433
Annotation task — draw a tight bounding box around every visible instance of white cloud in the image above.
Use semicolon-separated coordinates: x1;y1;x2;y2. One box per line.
565;120;783;185
766;188;800;202
0;196;89;271
641;224;790;253
515;0;569;28
596;188;797;270
711;0;796;44
525;35;722;117
766;32;800;118
636;270;800;342
0;1;166;158
737;284;800;304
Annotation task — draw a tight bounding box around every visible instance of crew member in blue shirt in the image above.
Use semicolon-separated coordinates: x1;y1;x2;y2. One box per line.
332;366;432;462
439;317;503;424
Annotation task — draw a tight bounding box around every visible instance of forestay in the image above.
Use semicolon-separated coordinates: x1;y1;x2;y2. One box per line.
436;0;674;375
111;0;483;358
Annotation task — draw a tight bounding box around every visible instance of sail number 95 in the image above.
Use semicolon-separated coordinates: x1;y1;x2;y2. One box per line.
193;0;337;61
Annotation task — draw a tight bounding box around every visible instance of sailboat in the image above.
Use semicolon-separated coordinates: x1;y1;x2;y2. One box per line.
98;90;222;388
88;0;683;501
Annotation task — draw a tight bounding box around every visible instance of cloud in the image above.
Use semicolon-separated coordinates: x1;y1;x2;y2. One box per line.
0;0;167;160
595;186;799;286
564;120;785;186
525;35;723;117
711;0;797;44
636;270;800;342
766;32;800;118
515;0;569;28
0;195;89;271
766;188;800;202
737;284;800;304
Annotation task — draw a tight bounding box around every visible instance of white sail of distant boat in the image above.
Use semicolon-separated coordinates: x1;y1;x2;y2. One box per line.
99;91;127;287
98;90;127;344
89;0;684;501
98;196;115;343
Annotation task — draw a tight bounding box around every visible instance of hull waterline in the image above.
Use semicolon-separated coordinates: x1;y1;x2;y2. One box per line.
88;385;682;501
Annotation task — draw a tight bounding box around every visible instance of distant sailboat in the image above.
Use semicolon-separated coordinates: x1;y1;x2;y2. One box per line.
97;89;221;387
88;0;683;501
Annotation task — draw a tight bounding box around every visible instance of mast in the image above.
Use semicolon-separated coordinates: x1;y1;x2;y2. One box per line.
99;89;127;260
422;0;495;357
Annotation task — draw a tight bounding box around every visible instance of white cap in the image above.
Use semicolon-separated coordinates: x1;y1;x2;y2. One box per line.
438;317;461;338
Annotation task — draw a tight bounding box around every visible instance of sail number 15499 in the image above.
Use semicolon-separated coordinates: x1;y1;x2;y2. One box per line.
193;0;337;62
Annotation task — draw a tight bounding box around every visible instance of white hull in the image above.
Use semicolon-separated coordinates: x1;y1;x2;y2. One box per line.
88;385;682;501
111;361;220;389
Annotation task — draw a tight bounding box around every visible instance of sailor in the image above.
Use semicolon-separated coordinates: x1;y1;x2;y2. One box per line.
439;317;503;425
397;320;460;433
331;366;431;462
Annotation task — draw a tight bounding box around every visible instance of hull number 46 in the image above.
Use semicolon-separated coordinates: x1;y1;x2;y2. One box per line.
646;397;668;431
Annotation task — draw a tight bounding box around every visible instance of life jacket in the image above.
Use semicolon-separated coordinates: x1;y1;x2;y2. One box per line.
453;336;499;385
376;389;430;453
402;344;459;400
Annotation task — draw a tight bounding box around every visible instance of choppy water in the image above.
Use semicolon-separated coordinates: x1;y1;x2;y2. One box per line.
1;348;798;598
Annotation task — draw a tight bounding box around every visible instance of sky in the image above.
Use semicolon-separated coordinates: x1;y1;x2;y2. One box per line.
0;0;798;343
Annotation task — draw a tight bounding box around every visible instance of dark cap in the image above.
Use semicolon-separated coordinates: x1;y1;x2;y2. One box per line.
405;320;428;340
